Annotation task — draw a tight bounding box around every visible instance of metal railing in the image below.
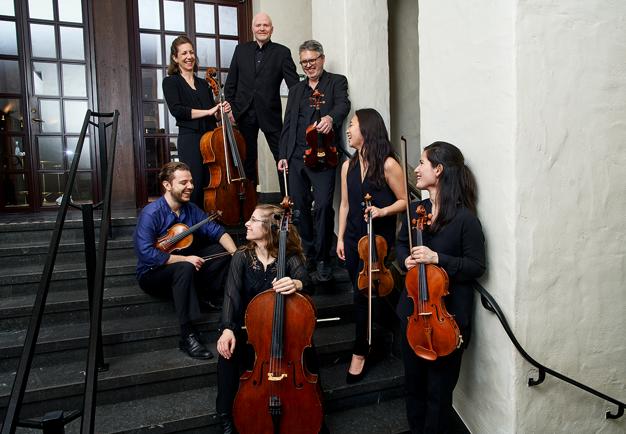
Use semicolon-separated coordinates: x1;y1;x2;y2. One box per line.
1;109;120;434
474;282;625;420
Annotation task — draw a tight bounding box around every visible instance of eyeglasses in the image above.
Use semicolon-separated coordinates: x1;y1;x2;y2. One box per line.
299;54;322;66
248;216;268;224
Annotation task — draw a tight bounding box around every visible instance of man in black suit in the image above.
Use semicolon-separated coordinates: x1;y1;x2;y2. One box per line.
278;40;350;282
224;12;300;189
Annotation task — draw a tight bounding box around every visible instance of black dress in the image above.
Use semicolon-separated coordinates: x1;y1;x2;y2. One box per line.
215;249;313;415
396;199;486;434
162;74;217;208
344;158;398;356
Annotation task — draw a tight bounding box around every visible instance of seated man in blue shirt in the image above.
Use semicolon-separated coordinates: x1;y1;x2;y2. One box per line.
134;162;237;359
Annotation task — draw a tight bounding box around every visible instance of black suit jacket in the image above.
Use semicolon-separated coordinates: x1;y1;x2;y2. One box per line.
224;41;299;132
162;74;217;134
279;71;351;161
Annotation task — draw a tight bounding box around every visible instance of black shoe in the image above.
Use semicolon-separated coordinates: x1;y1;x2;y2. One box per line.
218;413;236;434
179;333;213;359
346;355;368;384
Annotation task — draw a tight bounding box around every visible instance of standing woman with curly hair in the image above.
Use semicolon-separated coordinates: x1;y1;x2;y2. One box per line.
162;35;231;208
336;108;407;383
396;141;486;433
215;204;314;433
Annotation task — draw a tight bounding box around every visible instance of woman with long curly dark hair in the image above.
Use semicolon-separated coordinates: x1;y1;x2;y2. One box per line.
336;108;406;383
396;141;485;433
215;204;312;432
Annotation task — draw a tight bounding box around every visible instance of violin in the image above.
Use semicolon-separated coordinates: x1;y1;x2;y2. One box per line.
233;194;323;434
400;138;461;360
304;89;338;170
200;68;257;226
155;211;221;253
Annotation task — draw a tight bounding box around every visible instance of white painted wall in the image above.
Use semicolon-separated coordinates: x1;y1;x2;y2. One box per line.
418;1;518;432
514;1;626;432
421;1;626;433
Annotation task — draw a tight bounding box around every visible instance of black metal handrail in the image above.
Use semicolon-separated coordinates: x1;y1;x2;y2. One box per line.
474;282;625;420
1;109;119;434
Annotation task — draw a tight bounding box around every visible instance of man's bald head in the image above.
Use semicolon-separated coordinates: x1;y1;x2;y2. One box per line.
252;12;273;46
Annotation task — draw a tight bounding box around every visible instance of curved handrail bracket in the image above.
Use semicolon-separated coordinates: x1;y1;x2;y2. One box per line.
474;283;624;420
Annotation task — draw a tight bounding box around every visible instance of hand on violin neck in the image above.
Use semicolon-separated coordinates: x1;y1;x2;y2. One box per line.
410;246;438;265
315;115;333;134
364;205;387;221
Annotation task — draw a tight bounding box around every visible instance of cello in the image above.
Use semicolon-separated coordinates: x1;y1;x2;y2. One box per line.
200;68;256;226
400;137;461;360
304;89;338;170
233;195;323;434
356;193;394;346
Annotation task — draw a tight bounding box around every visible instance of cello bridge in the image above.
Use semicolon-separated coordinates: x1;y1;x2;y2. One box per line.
418;312;432;317
317;151;326;158
268;372;288;381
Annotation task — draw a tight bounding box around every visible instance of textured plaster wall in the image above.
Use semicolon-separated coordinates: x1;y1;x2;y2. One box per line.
514;1;626;432
388;0;419;162
252;0;311;192
418;1;518;432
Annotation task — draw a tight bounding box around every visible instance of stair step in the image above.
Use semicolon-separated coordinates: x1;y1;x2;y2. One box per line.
0;323;398;419
8;355;404;433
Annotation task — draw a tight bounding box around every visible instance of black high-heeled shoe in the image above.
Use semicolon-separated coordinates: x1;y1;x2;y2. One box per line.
346;355;368;384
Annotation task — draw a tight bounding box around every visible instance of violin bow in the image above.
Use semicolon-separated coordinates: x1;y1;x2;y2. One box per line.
401;136;414;251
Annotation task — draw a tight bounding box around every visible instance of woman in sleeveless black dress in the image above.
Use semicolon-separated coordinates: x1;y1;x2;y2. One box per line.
336;108;407;383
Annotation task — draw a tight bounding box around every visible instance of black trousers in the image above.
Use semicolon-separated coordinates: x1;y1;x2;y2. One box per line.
237;110;283;193
287;157;336;263
401;332;464;434
177;132;206;209
138;243;230;327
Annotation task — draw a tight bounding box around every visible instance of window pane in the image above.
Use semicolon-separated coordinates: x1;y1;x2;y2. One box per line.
195;3;215;34
58;0;82;23
0;60;20;93
72;171;92;203
62;64;86;97
145;136;166;169
218;6;237;36
138;0;160;30
40;172;65;206
168;137;178;160
0;21;17;55
33;62;59;96
28;0;53;20
38;136;64;169
140;33;162;65
0;98;23;131
196;37;215;68
143;102;165;133
60;26;85;60
63;100;88;133
66;136;91;170
147;170;160;200
220;39;237;69
0;0;15;16
168;110;176;134
40;99;61;132
142;68;163;100
31;24;56;58
3;174;29;207
164;1;184;32
1;136;26;170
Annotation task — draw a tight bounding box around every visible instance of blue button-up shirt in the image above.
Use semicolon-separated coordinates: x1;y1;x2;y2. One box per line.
134;196;226;279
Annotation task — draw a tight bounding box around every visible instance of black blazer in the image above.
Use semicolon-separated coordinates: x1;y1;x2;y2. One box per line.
224;41;299;132
162;74;217;134
279;71;351;161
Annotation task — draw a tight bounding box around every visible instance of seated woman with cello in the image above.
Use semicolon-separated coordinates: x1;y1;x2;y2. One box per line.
396;141;486;433
336;108;406;383
215;203;321;433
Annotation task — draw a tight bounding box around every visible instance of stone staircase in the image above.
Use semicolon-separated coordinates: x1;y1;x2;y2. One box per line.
0;212;411;433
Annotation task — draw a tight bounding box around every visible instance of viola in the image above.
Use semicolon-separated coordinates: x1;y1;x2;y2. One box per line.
233;196;323;434
400;138;461;360
155;211;221;253
303;89;338;170
200;68;256;226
